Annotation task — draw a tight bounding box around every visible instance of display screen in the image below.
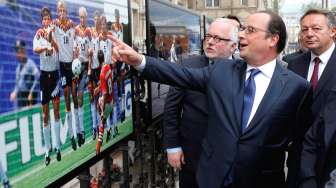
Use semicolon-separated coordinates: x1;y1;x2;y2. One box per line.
148;0;201;119
0;0;133;187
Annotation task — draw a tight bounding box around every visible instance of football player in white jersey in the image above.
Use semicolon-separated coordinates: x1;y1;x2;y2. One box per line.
111;9;123;41
73;6;91;146
88;11;102;140
53;0;77;150
33;7;61;165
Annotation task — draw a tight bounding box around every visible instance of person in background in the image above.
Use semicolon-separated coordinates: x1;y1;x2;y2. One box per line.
111;9;123;41
223;14;241;59
163;18;239;188
282;33;308;63
286;9;336;187
224;14;241;28
9;40;39;108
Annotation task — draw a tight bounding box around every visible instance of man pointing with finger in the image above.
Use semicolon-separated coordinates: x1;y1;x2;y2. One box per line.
111;11;311;188
163;18;238;188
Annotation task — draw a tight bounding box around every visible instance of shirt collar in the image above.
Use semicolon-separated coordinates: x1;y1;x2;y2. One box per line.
311;42;335;64
246;58;276;79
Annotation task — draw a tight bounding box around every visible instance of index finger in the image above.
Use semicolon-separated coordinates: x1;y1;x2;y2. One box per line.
110;35;127;47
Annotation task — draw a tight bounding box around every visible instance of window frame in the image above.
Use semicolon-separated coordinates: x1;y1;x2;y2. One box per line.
205;0;219;8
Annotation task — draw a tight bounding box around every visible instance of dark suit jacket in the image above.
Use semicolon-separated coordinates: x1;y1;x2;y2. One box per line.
163;55;209;173
287;49;336;187
142;56;310;188
300;88;336;188
287;49;336;118
282;50;305;63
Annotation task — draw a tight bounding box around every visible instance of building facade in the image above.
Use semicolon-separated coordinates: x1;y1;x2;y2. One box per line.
188;0;277;22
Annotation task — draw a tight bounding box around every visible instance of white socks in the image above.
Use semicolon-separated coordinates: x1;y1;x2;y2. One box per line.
66;111;73;137
91;103;97;129
54;120;61;150
43;123;51;156
122;94;125;112
74;108;80;134
78;107;84;132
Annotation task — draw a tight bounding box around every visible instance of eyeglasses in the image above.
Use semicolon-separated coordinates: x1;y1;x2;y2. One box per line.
204;34;231;43
239;25;270;34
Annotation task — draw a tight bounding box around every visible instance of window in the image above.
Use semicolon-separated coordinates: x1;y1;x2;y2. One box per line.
241;0;248;6
206;0;219;7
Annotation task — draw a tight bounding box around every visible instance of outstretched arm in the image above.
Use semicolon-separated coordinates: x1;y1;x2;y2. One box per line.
111;35;209;92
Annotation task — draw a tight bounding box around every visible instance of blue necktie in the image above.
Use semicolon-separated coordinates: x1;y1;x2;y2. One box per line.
242;68;260;132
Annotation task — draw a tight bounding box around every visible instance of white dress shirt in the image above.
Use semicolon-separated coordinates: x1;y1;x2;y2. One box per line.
245;59;276;127
307;42;335;81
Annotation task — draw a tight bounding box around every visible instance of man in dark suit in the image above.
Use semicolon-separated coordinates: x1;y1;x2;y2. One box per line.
286;9;336;187
111;11;310;188
300;87;336;188
287;9;336;118
163;18;239;188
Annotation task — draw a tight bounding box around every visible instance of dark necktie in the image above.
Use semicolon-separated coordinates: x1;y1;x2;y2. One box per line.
310;57;321;90
242;68;260;132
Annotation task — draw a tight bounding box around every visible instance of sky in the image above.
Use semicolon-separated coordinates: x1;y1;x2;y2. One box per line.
279;0;336;14
280;0;317;14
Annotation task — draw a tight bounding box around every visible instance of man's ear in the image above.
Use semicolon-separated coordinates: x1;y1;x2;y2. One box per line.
330;27;336;38
269;34;279;49
231;42;237;53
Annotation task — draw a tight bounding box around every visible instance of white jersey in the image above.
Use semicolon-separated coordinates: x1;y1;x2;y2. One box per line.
112;23;123;41
33;28;58;71
99;36;113;65
112;30;123;41
74;26;91;63
53;19;75;63
90;36;100;69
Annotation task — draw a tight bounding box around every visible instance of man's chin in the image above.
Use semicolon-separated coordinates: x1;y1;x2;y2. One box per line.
205;53;215;59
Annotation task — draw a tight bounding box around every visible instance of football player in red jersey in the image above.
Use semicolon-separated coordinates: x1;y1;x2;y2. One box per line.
96;50;114;154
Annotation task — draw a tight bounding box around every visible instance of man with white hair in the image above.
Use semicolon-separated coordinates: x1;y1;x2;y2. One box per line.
74;6;92;146
163;18;239;188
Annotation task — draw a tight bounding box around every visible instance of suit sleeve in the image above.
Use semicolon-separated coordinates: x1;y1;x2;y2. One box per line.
163;86;184;149
142;56;209;92
299;116;322;188
287;85;314;188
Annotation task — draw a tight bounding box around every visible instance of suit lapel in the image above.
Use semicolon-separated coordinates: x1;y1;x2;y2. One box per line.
243;62;288;134
296;52;311;79
232;61;247;135
314;48;336;98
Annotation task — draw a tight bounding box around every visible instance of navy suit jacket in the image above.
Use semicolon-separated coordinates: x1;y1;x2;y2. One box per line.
287;49;336;187
163;55;209;173
282;50;305;63
300;87;336;188
142;56;310;188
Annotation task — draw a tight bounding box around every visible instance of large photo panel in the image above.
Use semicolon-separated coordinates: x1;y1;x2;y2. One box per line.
0;0;133;187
